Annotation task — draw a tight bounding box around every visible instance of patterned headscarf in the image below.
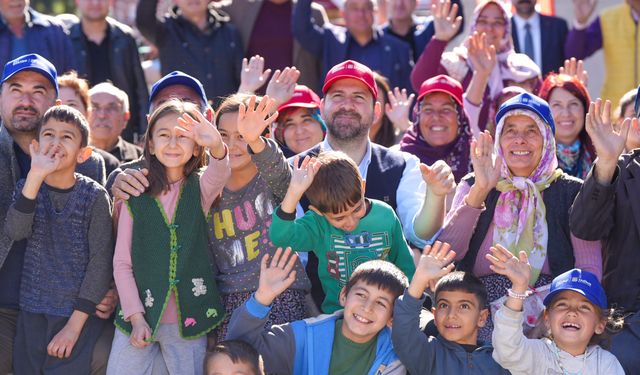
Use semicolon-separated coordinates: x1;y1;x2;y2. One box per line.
493;108;563;285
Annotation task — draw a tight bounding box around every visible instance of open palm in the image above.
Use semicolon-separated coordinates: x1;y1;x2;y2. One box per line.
237;95;279;144
255;247;299;306
433;0;462;42
470;131;501;192
585;99;630;163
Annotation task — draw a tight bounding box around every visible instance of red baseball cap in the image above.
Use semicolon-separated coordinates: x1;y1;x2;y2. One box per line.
278;85;321;112
417;74;463;106
322;60;378;99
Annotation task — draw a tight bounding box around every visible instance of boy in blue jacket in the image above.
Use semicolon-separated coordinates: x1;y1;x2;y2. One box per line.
226;247;408;375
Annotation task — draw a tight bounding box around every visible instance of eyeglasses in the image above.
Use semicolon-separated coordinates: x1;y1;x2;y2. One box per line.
475;19;507;30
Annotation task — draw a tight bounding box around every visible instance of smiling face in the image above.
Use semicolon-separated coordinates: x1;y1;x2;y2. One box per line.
0;70;57;135
432;290;488;345
474;3;507;49
419;92;459;147
316;195;367;232
217;112;254;173
38;119;90;172
545;291;606;356
499;114;544;177
339;280;395;344
148;113;198;181
548;88;585;146
281;108;324;154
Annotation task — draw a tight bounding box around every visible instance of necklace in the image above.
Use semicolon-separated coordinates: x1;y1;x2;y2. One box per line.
551;340;587;375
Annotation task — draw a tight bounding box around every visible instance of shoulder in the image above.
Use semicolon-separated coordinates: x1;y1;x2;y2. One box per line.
76;174;110;202
551;172;583;195
371;144;407;168
106;17;135;36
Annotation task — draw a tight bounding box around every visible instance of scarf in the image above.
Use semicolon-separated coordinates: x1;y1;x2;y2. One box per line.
556;139;594;180
493;109;563;285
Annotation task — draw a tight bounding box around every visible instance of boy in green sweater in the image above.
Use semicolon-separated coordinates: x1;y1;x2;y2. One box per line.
269;151;416;313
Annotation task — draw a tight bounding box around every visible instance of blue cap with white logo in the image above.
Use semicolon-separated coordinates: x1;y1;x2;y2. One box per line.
496;92;555;134
543;268;607;310
148;71;207;110
1;54;58;96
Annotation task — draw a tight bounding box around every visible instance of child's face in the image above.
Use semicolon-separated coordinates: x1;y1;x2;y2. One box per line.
149;113;198;173
544;290;606;356
38;119;90;171
319;195;366;232
207;353;256;375
339;280;395;344
432;290;488;346
218;112;253;172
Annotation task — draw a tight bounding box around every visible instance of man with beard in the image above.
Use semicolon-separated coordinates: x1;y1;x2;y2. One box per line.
0;54;116;375
511;0;568;77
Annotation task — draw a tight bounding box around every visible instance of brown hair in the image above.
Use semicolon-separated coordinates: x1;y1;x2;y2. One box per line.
205;340;264;375
372;73;397;148
143;100;207;196
344;260;409;301
305;151;363;214
214;93;270;137
57;71;90;113
615;88;638;123
39;105;90;147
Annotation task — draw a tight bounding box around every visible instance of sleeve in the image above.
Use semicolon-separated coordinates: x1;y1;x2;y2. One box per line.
391;290;438;374
570;235;602;280
569;164;618;241
395;153;428;247
200;149;231;212
113;203;145;320
226;294;296;375
492;305;548;373
292;0;325;58
269;206;323;252
251;138;291;202
564;17;602;60
136;0;165;46
76;190;114;314
4;190;36;242
410;37;448;92
389;212;416;280
463;97;482;138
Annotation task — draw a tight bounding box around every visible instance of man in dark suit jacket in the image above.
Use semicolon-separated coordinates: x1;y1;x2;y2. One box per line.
511;0;568;77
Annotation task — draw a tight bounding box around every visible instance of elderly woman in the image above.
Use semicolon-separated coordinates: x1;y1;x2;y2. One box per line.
538;74;595;179
400;74;472;182
439;93;602;342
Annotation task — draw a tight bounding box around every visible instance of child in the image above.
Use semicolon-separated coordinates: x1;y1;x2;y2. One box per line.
209;93;310;343
392;241;510;374
270;151;416;313
5;105;113;373
107;100;230;375
205;340;264;375
226;248;408;375
487;244;625;374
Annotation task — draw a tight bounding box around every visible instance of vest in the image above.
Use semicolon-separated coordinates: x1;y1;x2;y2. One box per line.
20;175;102;317
114;173;225;339
600;3;640;104
457;174;580;279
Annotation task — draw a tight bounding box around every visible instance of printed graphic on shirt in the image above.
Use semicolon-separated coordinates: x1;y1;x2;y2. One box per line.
326;231;391;287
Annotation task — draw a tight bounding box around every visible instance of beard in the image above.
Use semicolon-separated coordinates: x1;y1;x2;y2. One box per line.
6;105;42;133
326;109;371;141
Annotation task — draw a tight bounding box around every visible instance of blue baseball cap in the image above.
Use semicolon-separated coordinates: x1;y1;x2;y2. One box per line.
634;85;640;117
496;92;555;134
543;268;607;310
1;54;58;96
148;71;207;109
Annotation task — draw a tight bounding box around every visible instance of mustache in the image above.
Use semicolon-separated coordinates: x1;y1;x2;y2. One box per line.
13;105;38;116
332;109;362;121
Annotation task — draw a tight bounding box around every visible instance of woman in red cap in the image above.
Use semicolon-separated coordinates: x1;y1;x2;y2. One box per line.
273;85;326;157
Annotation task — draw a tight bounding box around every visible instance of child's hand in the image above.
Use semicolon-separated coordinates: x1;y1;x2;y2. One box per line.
409;241;456;298
420;160;456;197
486;244;531;292
384;88;414;132
176;110;226;159
237;95;279;153
289;155;321;195
238;55;272;94
29;140;61;179
129;312;152;349
265;67;300;108
47;318;83;358
254;247;299;306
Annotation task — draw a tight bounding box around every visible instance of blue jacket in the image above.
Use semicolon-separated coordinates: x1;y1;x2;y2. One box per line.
227;295;406;375
0;8;76;74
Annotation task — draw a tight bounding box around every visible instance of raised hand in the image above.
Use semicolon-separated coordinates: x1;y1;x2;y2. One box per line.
385;88;415;132
586;99;631;163
572;0;597;25
176;110;225;159
420;160;455;197
470;131;501;191
486;244;531;291
254;247;299;306
432;0;462;42
559;57;588;86
29;140;61;179
288;155;321;196
266;67;300;109
467;32;496;79
237;95;279;153
238;55;272;94
409;241;456;298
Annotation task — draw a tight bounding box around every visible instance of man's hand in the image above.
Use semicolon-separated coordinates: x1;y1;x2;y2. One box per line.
254;247;299;306
111;168;149;201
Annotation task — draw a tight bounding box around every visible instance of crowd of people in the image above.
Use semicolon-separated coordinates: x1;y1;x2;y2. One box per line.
1;0;640;374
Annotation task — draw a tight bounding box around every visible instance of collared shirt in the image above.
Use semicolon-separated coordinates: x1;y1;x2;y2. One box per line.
513;12;542;69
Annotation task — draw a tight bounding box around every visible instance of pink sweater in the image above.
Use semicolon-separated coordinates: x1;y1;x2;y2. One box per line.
439;180;602;280
113;154;230;323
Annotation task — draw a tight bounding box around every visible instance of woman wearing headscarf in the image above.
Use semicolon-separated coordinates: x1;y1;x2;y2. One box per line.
438;93;602;342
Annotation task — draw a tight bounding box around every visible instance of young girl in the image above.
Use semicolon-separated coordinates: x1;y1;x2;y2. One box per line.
205;340;264;375
209;93;311;342
108;100;231;375
487;244;625;374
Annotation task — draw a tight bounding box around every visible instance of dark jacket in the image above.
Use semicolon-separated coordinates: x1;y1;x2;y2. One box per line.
136;0;243;108
511;13;568;77
570;151;640;313
69;18;149;141
0;8;76;74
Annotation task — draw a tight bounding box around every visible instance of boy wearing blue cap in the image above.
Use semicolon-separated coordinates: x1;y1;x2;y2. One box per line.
487;244;624;374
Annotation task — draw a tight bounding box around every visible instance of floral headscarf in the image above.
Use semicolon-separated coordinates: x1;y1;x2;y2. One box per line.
493;108;563;285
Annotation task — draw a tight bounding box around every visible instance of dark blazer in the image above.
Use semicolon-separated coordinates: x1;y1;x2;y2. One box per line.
569;150;640;313
512;13;568;77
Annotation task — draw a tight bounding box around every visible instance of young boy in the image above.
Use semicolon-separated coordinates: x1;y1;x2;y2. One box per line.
392;241;510;374
226;247;407;375
4;105;113;373
269;151;416;313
